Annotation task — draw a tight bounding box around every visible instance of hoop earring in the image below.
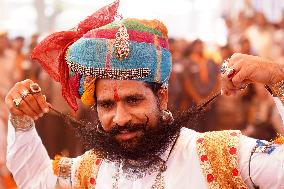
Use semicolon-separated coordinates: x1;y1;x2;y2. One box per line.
96;124;105;134
161;110;174;125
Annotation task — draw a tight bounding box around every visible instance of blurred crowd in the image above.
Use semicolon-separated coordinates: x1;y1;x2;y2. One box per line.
168;11;284;139
0;32;79;188
1;8;284;188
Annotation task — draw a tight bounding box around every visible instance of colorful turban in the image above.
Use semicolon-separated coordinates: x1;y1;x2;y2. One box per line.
31;0;172;111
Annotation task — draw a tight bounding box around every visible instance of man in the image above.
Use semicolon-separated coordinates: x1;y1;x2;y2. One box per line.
4;1;284;188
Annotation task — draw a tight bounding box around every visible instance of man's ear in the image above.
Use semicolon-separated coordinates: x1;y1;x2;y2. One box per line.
157;89;168;110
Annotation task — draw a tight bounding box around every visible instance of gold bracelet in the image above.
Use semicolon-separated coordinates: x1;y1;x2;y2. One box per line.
10;114;34;132
265;80;284;104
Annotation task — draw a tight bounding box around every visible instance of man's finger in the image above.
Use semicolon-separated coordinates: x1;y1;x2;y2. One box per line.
9;107;25;116
17;85;42;115
227;59;242;76
20;79;34;88
231;69;247;88
11;93;38;119
32;93;50;113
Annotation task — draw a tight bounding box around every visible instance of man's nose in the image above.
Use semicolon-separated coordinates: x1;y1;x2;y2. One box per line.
112;104;131;126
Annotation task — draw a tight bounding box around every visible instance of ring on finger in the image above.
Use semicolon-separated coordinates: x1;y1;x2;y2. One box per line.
227;68;236;78
13;98;23;108
220;59;230;74
30;83;41;94
21;89;30;98
220;58;236;78
43;95;46;101
240;84;248;90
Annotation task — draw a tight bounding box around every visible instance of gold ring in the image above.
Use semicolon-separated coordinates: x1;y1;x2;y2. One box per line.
13;98;22;108
30;83;41;94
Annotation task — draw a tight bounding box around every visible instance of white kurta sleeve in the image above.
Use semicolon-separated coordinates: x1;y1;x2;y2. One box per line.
273;97;284;126
6;118;57;189
238;97;284;189
239;135;284;189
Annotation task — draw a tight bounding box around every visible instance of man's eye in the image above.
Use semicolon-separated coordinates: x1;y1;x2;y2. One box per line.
99;102;114;109
127;97;142;104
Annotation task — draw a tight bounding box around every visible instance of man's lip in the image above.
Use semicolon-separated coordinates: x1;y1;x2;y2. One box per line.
115;131;140;141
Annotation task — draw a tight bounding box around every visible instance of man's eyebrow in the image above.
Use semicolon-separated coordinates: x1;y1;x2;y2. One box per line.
121;93;146;100
97;99;114;104
97;94;146;102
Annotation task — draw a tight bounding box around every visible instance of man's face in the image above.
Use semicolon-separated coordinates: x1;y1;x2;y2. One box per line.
75;79;193;161
95;79;167;148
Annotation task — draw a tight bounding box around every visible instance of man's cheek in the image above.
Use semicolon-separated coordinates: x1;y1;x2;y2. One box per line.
147;111;160;129
131;108;156;120
98;114;112;130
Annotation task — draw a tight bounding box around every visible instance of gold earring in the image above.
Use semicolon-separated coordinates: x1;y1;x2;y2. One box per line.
161;110;174;125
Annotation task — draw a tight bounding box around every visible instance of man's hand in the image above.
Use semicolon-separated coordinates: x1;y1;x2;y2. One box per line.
221;53;284;95
5;79;50;120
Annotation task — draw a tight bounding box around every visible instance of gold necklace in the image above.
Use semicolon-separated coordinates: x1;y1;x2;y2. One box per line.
112;159;167;189
111;135;179;189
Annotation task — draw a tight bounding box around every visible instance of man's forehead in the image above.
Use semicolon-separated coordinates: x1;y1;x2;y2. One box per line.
95;79;149;99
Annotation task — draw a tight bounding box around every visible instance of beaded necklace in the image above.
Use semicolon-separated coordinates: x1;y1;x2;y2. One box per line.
111;134;179;189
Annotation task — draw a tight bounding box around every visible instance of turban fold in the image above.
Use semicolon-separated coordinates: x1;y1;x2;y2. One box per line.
31;0;172;111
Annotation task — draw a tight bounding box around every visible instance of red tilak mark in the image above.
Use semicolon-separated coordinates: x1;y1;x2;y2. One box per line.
114;86;120;101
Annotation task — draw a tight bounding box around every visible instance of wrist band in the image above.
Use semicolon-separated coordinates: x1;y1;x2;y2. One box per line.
10;114;34;132
265;80;284;104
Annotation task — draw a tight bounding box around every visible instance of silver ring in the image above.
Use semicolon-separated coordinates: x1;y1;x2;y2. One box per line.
221;58;236;78
21;89;29;98
227;67;236;77
220;58;230;74
13;98;22;108
30;83;41;94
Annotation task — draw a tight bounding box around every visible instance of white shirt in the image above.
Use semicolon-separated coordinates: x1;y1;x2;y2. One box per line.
6;99;284;189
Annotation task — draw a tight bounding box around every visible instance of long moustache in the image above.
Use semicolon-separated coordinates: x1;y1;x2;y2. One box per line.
48;91;220;135
96;116;149;137
46;93;220;159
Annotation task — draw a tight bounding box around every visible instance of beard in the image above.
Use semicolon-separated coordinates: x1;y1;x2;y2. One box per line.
73;110;181;162
67;104;203;163
61;104;204;178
